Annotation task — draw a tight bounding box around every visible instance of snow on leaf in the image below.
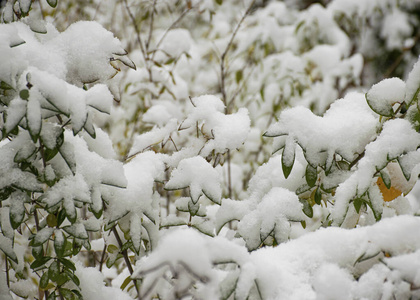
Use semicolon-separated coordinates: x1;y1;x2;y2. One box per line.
9;191;29;229
266;93;377;166
405;58;420;105
281;137;296;179
32;227;54;247
366;78;405;117
26;96;42;141
332;119;420;225
43;174;90;209
86;84;113;114
128;119;178;156
0;235;17;263
238;187;304;250
165;156;222;204
5;98;26;134
63;223;89;239
130;213;142;255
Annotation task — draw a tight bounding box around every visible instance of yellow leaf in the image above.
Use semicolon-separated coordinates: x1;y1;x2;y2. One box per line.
376;177;402;202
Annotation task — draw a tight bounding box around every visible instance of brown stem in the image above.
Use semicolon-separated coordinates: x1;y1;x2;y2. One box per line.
219;0;256;111
99;242;107;272
146;0;157;51
111;226;141;300
5;257;10;288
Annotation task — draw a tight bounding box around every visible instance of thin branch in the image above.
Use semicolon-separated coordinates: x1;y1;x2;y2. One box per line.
220;0;256;111
146;0;157;51
111;226;141;300
152;5;195;56
122;0;147;64
5;257;9;288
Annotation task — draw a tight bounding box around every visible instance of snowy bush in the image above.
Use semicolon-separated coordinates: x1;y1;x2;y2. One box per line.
2;0;420;299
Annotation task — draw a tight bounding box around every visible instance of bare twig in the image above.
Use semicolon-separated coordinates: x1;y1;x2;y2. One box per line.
152;5;195;56
122;0;147;65
146;0;157;51
111;225;141;300
220;0;256;111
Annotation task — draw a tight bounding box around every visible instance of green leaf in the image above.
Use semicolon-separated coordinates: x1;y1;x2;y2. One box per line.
56;273;70;286
305;164;317;187
58;143;76;175
58;258;76;272
44;148;59;161
40;271;49;289
314;187;322;205
54;230;66;258
19;89;29;100
0;236;18;263
48;260;60;282
281;139;296;179
380;170;391;189
60;288;78;300
235;70;243;84
47;292;56;300
46;0;58;8
0;187;14;201
0;81;14;90
9;202;25;229
32;245;43;260
215;0;223;4
30;256;52;270
353;198;364;214
299;198;313;218
32;228;54;247
188;200;199;216
66;271;80;287
296;183;311;195
46;214;57;227
120;275;132;291
63;224;88;240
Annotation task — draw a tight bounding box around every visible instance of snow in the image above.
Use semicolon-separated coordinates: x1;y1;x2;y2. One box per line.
133;216;420;299
76;265;132;300
366;77;406;116
180;95;251;156
3;1;420;299
165;156;222;204
266;92;377;164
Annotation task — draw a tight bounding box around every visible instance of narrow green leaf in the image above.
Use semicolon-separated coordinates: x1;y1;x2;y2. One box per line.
235;70;243;84
305;164;317;187
30;256;52;270
54;230;66;258
281;139;296;179
46;0;58;8
58;258;76;272
314;187;322;205
60;288;77;300
296;183;311;195
0;81;14;90
0;236;18;263
120;275;132;291
299;198;313;218
40;271;49;289
32;228;54;247
353;198;363;214
48;260;60;282
380;170;391;189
